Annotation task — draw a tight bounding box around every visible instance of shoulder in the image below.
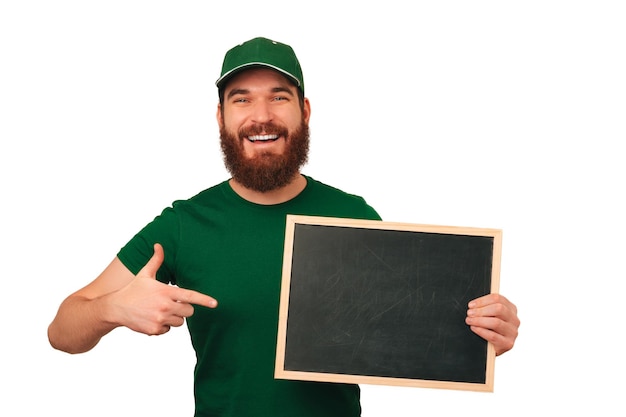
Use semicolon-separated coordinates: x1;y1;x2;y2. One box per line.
167;180;230;210
305;176;363;199
302;176;382;220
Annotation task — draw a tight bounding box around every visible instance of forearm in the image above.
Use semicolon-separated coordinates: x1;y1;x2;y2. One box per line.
47;294;119;354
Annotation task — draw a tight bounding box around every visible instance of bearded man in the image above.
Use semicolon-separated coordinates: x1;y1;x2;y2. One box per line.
48;37;520;417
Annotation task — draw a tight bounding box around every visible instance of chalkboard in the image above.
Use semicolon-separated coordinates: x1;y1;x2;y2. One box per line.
275;215;501;392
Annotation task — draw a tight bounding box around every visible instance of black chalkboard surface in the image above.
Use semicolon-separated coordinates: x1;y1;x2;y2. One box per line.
275;215;501;392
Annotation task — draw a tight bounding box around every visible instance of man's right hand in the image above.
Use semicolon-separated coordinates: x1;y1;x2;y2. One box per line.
48;243;218;354
110;243;218;335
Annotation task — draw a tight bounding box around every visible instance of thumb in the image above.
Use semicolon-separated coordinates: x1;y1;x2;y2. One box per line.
137;243;164;279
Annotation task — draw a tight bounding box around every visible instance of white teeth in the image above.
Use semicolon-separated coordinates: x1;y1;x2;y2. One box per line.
248;134;279;142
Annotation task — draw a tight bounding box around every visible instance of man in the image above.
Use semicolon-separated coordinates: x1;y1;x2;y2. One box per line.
48;37;520;416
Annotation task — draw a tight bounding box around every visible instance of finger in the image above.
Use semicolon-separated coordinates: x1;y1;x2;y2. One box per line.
467;313;517;339
468;325;512;356
146;314;185;336
468;302;507;320
469;293;517;314
468;292;498;308
149;324;172;336
170;301;195;319
466;315;508;333
165;315;186;328
468;298;519;332
173;287;218;309
137;243;165;280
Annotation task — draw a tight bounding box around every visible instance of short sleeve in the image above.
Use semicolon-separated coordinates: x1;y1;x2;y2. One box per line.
116;204;181;284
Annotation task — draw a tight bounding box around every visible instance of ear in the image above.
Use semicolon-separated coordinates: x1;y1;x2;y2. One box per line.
216;103;224;129
302;97;311;124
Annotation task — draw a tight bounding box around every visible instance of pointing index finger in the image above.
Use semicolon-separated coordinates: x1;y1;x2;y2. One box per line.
175;287;218;308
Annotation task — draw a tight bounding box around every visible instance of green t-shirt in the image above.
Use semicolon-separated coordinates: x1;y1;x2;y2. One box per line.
117;176;381;417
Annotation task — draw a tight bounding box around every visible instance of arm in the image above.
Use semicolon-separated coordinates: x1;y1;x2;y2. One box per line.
48;243;218;354
466;293;520;356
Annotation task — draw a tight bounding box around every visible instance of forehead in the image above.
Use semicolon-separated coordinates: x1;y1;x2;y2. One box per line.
223;67;298;95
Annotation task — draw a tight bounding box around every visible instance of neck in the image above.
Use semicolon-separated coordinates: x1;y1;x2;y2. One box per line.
229;173;306;205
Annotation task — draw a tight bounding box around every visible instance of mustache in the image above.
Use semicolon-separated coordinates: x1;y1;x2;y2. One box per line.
238;122;289;138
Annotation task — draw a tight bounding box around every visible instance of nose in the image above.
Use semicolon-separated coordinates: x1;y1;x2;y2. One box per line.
250;101;272;124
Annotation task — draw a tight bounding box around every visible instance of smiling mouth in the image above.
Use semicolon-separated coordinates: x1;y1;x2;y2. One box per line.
247;134;279;142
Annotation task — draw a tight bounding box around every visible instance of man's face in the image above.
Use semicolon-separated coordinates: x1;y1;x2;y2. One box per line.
217;68;311;192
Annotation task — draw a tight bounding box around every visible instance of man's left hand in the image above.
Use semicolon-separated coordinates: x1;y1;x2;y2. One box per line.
466;293;520;356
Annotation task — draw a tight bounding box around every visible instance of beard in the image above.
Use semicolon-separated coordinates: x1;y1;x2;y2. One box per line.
219;120;310;193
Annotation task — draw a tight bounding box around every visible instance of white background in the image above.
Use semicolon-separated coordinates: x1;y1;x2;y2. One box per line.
1;1;624;415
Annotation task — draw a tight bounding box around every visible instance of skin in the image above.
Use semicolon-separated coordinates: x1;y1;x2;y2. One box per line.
467;293;519;355
48;67;519;356
217;68;311;204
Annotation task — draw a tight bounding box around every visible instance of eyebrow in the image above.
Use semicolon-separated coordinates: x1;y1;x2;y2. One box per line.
226;86;295;100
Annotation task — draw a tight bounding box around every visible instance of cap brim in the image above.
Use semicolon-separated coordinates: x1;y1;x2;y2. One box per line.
215;63;302;89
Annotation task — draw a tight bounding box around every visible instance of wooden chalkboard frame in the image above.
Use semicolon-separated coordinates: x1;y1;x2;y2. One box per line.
275;215;502;392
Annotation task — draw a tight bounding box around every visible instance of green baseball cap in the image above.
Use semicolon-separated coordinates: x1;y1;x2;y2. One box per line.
216;37;304;94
